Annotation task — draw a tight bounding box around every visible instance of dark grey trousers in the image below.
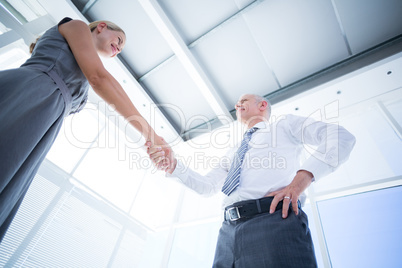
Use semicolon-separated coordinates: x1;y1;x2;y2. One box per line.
213;201;317;268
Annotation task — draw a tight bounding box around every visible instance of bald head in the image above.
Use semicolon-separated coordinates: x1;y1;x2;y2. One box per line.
235;94;271;127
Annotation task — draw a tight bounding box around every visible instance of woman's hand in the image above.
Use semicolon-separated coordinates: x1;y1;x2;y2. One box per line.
145;137;177;174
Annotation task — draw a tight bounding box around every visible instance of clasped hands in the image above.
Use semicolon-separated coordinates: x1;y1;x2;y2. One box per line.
145;138;176;174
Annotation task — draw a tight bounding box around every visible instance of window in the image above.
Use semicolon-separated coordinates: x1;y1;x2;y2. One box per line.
317;186;402;268
0;0;47;24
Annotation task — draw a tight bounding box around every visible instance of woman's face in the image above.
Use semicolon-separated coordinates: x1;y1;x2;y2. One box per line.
93;22;126;58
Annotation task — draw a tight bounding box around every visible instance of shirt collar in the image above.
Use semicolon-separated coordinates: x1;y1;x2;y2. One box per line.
249;121;269;130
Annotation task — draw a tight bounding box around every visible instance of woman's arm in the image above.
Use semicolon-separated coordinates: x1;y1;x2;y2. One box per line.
58;19;163;146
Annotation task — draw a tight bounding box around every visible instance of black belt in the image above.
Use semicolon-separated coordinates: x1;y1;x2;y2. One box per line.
224;196;284;222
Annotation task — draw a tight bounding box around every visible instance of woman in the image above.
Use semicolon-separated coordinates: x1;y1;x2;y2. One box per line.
0;17;169;242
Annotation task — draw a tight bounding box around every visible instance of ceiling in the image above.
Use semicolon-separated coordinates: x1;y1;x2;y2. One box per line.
3;0;402;142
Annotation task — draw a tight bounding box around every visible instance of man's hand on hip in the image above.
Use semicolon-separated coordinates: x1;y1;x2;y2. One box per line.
265;170;313;219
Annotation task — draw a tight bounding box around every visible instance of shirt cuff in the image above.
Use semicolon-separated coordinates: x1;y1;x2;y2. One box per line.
166;159;188;183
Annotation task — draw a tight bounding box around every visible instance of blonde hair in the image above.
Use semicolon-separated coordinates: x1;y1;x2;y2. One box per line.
88;20;125;35
29;36;41;54
30;20;125;54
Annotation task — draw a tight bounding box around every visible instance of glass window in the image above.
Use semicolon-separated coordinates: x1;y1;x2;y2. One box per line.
72;121;148;213
0;21;11;35
0;0;47;24
129;171;183;229
0;39;29;70
46;102;102;173
317;186;402;268
168;221;221;268
384;97;402;135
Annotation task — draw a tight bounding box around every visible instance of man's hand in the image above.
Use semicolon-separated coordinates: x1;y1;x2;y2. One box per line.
265;170;313;218
145;140;177;174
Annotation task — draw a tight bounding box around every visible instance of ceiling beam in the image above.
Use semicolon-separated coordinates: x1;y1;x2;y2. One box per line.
265;34;402;105
185;34;402;135
138;0;233;124
138;0;265;82
0;4;35;45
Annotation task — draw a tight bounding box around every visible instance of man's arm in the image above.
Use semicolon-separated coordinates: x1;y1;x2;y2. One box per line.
267;115;356;218
147;144;228;196
298;122;356;181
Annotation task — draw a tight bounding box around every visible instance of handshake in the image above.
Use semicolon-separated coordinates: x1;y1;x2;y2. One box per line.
145;139;177;174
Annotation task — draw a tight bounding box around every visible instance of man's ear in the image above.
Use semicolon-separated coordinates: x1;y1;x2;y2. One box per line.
259;100;268;112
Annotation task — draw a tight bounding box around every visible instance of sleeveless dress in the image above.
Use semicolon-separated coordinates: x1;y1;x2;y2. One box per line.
0;17;89;241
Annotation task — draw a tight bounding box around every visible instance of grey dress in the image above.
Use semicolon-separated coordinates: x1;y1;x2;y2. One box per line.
0;17;89;241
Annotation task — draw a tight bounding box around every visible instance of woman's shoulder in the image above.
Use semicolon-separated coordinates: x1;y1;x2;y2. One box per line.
58;17;73;26
57;18;88;31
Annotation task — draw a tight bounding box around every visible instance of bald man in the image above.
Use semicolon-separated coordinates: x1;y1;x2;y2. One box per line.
148;94;355;267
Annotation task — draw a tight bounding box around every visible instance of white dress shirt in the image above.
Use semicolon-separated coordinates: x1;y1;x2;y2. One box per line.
169;114;356;208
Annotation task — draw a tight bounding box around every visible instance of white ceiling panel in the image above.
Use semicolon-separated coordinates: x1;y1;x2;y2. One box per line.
86;0;173;77
333;0;402;54
141;57;218;133
158;0;255;44
243;0;350;86
191;15;279;110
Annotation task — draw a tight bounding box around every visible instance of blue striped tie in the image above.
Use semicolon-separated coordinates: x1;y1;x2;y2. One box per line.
222;127;258;195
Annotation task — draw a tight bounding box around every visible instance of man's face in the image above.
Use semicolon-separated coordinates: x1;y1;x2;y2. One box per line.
235;94;261;124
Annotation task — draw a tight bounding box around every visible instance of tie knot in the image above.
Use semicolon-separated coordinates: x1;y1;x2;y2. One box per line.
245;127;258;137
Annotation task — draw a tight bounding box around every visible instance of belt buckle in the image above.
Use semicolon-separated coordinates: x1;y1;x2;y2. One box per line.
227;206;241;221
